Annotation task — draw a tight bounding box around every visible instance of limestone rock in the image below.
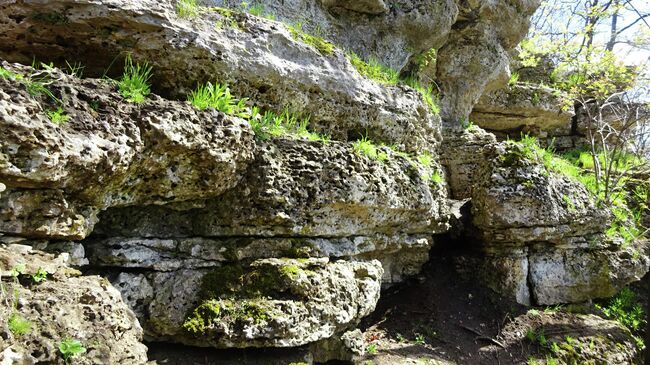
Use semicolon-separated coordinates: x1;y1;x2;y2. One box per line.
437;0;540;123
440;126;497;200
0;61;254;239
213;0;456;70
321;0;388;14
0;1;440;153
471;142;609;245
495;311;643;365
85;234;431;285
88;138;449;285
466;141;650;305
529;241;650;305
0;244;148;364
109;258;383;348
471;84;574;137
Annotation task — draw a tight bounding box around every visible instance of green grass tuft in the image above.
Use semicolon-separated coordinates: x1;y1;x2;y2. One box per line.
596;287;646;332
187;82;328;143
118;55;153;104
59;339;86;362
47;107;70;124
177;0;200;18
352;135;387;161
188;82;248;115
347;51;399;85
8;314;32;336
287;23;335;56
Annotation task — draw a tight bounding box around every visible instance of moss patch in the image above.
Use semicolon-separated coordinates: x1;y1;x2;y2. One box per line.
183;299;280;334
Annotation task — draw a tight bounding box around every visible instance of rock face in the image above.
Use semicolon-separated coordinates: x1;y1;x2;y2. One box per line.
0;58;448;351
0;0;646;362
212;0;457;71
0;0;440;152
469;141;649;305
494;311;643;365
0;244;148;365
133;258;384;348
0;61;255;240
436;0;540;123
470;84;574;137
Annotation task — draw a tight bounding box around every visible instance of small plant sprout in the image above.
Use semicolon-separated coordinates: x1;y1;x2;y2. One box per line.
417;152;433;167
47;107;70;124
118;55;153;104
430;170;442;184
509;71;520;86
187;82;247;115
0;66;22;80
32;267;48;283
177;0;200;18
8;313;32;336
414;334;426;345
10;264;25;278
59;338;87;362
352;135;388;162
366;343;378;355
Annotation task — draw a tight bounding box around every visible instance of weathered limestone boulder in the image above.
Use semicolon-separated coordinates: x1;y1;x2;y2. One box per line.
0;0;440;152
88;138;449;285
213;0;457;70
528;241;650;305
472;142;609;245
493;311;643;365
0;61;255;239
471;84;574;137
440;126;497;199
437;0;540;123
0;244;148;364
469;141;649;305
105;258;382;348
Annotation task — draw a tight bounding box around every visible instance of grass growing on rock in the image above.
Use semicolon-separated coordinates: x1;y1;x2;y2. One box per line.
287;23;335;56
346;51;440;115
188;82;248;115
47;107;70;124
353;135;387;162
8;313;32;336
186;81;329;143
176;0;200;18
509;135;646;246
118;56;152;104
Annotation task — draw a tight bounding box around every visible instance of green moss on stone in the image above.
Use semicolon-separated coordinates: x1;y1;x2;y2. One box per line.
287;24;335;56
183;299;278;335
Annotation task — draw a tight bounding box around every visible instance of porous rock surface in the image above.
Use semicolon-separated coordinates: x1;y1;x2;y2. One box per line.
211;0;540;124
493;311;643;365
0;61;255;240
0;0;440;152
107;258;382;348
470;83;574;137
469;141;649;305
0;244;148;365
0;58;447;356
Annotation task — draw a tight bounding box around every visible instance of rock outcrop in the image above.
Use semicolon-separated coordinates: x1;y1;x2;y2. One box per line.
130;258;383;348
0;0;647;363
493;311;643;365
469;141;649;305
0;56;447;354
470;84;574;138
0;244;148;365
0;0;440;152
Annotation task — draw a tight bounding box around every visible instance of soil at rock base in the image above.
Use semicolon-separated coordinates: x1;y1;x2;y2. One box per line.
147;255;649;364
